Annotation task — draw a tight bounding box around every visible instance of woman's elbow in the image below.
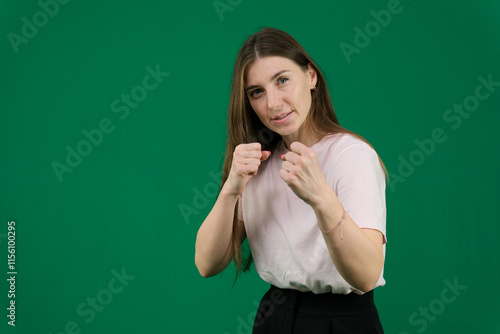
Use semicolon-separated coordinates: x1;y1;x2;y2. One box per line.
352;268;383;293
197;267;213;278
195;253;219;278
354;280;378;294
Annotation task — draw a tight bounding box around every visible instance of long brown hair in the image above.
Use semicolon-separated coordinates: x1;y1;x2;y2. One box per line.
222;27;386;277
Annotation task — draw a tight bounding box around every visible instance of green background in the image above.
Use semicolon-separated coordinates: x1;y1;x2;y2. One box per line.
1;0;499;333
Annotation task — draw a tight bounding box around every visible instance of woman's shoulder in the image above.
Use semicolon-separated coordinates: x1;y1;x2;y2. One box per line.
318;133;375;156
321;134;385;180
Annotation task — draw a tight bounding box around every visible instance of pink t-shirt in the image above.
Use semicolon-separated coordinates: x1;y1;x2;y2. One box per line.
239;133;386;294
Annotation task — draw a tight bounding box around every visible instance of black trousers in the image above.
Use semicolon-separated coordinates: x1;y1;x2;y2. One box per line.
253;285;384;334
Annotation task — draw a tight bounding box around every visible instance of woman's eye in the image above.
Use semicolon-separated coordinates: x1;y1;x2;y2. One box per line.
277;77;288;85
250;89;263;98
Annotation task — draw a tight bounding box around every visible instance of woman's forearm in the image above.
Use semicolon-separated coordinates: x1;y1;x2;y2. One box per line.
195;144;269;278
312;189;384;292
194;185;241;278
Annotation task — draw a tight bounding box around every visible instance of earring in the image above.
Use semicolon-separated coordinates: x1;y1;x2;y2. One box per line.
312;86;317;91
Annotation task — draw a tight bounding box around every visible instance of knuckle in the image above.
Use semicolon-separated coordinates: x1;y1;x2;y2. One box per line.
245;143;259;150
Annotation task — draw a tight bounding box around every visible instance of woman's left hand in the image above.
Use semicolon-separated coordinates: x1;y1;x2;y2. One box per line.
279;142;331;207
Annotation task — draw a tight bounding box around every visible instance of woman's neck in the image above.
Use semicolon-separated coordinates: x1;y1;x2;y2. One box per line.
282;131;321;150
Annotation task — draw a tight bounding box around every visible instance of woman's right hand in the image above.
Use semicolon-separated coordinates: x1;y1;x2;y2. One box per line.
223;143;271;197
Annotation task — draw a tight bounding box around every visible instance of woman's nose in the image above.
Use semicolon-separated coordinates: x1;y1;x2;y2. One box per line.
267;88;283;111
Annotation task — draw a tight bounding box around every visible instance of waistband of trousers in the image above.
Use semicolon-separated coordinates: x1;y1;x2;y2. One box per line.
267;285;377;317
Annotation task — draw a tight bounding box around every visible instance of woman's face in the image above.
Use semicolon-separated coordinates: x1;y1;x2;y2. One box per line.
245;56;317;146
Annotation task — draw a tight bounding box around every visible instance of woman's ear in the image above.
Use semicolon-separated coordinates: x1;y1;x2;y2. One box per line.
307;63;318;88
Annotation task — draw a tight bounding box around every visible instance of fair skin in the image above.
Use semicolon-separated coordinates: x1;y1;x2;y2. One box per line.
195;56;384;292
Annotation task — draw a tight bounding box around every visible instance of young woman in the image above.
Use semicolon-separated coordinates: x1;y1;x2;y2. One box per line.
195;27;387;333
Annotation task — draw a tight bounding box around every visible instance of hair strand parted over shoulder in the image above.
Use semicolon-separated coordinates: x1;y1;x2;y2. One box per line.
221;27;387;280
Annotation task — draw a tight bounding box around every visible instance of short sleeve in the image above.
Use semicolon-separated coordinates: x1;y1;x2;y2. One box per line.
333;144;387;243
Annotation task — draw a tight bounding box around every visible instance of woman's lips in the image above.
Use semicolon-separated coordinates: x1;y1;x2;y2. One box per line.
272;111;292;124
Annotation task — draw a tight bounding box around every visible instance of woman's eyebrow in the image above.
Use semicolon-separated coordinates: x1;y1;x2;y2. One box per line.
245;70;290;91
